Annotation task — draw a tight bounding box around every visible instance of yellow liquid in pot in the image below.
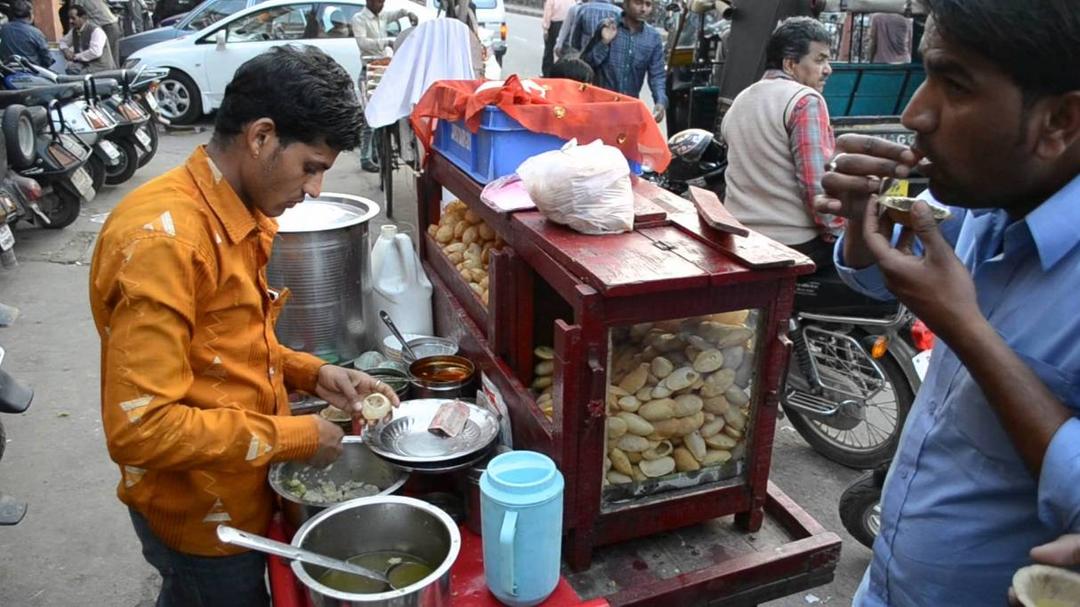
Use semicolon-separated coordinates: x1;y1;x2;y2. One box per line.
317;551;434;593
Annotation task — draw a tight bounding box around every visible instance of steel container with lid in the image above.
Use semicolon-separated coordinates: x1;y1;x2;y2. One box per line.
268;194;379;363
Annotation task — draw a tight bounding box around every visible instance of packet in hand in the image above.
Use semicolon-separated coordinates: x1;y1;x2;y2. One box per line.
428;400;470;438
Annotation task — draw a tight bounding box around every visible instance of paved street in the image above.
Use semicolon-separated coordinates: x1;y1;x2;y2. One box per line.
0;16;868;606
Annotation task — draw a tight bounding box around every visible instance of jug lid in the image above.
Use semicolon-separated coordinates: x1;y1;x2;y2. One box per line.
480;450;563;506
276;194;378;233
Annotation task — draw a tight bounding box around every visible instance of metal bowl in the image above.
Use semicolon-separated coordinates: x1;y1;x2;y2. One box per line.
269;437;409;529
382;334;459;363
291;496;461;606
364;398;499;466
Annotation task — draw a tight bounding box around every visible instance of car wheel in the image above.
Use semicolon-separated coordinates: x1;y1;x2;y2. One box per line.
157;69;202;125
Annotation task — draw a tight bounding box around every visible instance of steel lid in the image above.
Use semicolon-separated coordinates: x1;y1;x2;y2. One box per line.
275;193;379;233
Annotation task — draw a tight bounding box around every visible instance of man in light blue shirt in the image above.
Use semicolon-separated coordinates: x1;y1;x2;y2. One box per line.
815;0;1080;604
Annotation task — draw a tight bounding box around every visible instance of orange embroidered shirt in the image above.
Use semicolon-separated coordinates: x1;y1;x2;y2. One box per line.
90;146;323;556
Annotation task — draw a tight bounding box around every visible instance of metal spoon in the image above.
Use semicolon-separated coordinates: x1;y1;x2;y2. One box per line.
379;310;419;362
216;525;390;586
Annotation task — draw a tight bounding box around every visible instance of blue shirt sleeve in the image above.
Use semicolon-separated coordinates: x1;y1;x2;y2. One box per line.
1038;417;1080;531
647;31;666;107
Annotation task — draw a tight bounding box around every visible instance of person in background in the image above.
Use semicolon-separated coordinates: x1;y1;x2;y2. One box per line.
60;5;116;74
0;0;54;68
816;0;1080;603
352;0;418;172
868;12;912;64
75;0;121;70
721;17;840;270
555;0;608;59
90;46;396;607
580;0;666;122
542;0;575;76
549;55;594;83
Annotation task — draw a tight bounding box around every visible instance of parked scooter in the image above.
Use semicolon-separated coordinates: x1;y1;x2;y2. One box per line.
655;127;931;469
0;83;97;229
0;342;34;525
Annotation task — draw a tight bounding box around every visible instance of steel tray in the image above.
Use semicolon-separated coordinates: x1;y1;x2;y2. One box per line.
364;398;500;465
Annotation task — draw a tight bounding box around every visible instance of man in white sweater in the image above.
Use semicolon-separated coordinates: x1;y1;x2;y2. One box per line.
721;17;841;270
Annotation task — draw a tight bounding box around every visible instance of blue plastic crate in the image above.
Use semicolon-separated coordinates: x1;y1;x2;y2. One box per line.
433;106;568;184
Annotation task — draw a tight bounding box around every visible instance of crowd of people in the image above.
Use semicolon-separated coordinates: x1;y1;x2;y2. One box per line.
0;0;121;73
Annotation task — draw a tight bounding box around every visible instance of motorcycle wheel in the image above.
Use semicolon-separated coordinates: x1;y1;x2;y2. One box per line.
104;138;139;186
87;154;107;193
783;337;914;469
839;473;882;549
40;190;81;230
136;122;159;169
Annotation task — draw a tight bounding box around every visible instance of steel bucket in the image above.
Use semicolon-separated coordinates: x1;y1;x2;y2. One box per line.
291;496;461;606
268;194;379;363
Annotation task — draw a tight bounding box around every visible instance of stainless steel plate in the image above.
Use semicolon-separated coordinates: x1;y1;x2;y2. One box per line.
386;448;493;474
364;399;499;464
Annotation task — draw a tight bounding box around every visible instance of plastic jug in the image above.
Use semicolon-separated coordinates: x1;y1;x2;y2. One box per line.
369;224;398;283
370;231;433;345
480;451;564;607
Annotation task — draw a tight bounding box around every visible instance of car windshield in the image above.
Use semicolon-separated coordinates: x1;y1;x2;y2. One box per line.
184;0;249;31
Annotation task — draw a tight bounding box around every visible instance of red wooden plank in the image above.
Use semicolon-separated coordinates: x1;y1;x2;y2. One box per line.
669;212;815;272
635;225;751;280
595;485;753;546
631;177;696;216
631;193;667;226
513;213;709;296
687;185;750;237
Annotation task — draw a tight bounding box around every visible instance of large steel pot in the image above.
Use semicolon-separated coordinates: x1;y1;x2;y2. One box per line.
269;194;379;363
268;437;408;529
291;496;461;606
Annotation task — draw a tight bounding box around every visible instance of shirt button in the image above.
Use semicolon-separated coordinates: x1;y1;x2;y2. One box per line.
269;366;276;377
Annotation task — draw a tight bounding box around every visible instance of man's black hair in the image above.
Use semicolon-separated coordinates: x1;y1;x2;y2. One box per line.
550;57;595;84
212;45;362;151
69;5;89;19
11;0;32;20
764;16;832;70
925;0;1080;100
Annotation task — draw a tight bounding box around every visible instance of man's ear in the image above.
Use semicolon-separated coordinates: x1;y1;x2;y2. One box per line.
781;56;796;77
244;118;277;159
1034;91;1080;160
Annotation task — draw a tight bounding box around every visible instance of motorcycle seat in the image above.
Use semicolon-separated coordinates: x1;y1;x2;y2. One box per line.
0;83;84;108
54;70;136;85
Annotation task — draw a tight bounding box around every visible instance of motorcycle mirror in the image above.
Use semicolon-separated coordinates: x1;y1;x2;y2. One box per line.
215;30;227;50
0;345;5;367
0;367;32;414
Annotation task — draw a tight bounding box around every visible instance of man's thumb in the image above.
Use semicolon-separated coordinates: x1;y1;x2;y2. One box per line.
909;201;947;248
1031;534;1080;566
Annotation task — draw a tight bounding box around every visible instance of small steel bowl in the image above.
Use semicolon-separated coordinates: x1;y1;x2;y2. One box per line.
401;337;459;363
364;368;411;399
408;355;476;400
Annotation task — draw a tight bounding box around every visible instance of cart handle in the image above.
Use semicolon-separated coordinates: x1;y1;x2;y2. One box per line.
499;510;518;596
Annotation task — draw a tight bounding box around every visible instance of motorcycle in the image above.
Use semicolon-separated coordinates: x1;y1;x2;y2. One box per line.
654;127;931;469
0;342;34;525
0;83;98;229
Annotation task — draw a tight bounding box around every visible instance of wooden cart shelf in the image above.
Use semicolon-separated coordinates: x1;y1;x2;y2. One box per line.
417;149;817;573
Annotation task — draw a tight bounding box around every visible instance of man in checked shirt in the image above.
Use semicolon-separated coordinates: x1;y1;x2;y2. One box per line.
721;17;841;272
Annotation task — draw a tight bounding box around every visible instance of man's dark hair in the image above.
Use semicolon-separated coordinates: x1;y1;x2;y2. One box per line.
764;17;832;70
11;0;32;20
550;57;595;84
213;45;362;151
69;5;89;18
926;0;1080;100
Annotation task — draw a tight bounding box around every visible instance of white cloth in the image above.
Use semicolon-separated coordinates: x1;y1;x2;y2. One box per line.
364;18;477;128
352;6;411;58
60;25;107;63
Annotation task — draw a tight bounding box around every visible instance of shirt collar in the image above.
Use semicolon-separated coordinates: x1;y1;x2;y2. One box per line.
763;69;795;82
186;145;275;244
1024;173;1080;271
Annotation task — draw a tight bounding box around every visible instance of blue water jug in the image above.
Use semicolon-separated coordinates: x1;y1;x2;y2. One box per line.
480;450;564;607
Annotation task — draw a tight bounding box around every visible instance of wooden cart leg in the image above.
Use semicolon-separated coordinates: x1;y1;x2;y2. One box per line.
735;507;765;532
565;528;595;572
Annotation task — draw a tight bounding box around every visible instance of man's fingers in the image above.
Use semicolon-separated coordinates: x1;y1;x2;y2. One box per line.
860;198;898;262
835;134;918;165
830;152;912;179
814;195;843;215
822;171;884;199
908;201;949;256
1030;534;1080;566
896;227;917;255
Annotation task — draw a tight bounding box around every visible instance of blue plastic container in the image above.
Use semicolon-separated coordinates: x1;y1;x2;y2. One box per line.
480;450;564;607
433;106;567;184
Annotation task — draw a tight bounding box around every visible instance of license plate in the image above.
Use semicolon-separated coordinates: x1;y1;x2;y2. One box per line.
99;140;121;163
135;127;152;149
70;166;94;199
912;350;932;382
0;224;13;251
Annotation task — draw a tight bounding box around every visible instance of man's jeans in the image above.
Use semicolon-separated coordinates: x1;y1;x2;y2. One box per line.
129;510;269;607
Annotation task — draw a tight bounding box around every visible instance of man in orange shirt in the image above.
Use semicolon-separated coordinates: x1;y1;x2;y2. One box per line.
89;46;397;606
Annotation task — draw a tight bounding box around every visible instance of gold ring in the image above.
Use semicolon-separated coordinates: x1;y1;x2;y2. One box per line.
826;160;838;172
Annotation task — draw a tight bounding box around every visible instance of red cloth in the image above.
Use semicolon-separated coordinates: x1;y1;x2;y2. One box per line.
410;75;671;172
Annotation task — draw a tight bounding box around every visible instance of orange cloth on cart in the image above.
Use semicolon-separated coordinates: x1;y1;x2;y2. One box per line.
410;75;672;172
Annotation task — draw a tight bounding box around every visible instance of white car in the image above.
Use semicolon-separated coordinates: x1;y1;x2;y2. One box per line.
126;0;437;124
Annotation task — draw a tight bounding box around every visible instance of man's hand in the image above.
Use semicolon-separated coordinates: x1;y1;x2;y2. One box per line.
315;365;400;427
62;48;75;61
600;20;617;44
1009;535;1080;605
309;416;345;467
817;134;919;269
860;196;979;343
652;104;666;123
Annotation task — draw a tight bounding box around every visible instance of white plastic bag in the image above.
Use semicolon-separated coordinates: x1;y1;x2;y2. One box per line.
516;139;634;235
